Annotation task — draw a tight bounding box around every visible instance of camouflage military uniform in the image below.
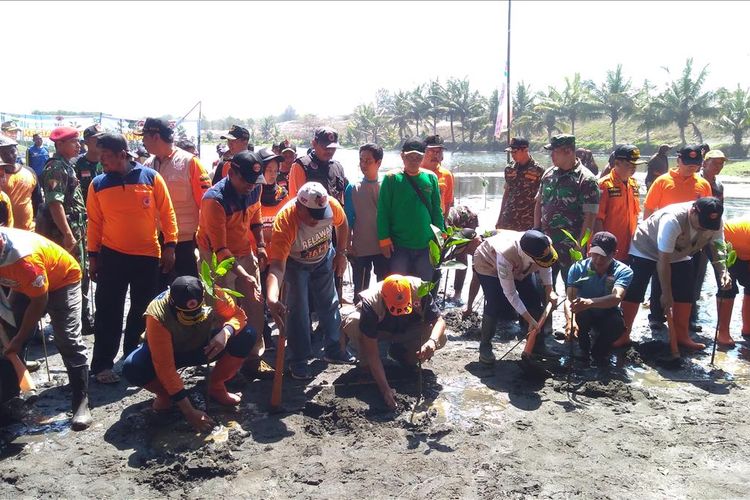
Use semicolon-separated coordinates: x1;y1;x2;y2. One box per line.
40;154;93;329
74;155;102;203
497;157;544;231
538;159;600;269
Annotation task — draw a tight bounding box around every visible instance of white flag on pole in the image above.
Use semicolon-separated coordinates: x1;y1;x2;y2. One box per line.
494;60;511;139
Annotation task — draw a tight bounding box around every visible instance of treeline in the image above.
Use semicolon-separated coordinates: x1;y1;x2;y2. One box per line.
201;58;750;157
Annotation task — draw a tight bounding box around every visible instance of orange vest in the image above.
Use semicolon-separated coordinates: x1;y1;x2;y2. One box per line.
597;170;640;261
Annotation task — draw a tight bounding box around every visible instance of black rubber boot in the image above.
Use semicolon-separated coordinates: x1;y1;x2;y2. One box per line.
479;314;497;365
68;365;92;431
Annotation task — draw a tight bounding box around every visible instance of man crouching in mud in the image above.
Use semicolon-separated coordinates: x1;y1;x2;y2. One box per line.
341;274;447;409
565;232;633;369
123;276;256;432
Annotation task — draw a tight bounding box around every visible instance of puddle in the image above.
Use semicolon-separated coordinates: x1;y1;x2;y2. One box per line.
430;379;508;427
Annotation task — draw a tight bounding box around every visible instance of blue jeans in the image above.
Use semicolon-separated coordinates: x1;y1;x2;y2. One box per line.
122;325;256;387
388;246;434;282
285;248;341;370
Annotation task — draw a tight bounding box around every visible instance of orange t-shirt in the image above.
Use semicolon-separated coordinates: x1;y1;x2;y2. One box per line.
5;166;36;231
644;168;712;213
724;218;750;261
596;170;641;261
268;198;346;264
260;186;291;256
0;228;81;297
0;191;14;228
424;164;454;215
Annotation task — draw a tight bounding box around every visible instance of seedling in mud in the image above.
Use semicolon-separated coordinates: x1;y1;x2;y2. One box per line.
560;227;591;263
199;253;245;299
428;224;474;303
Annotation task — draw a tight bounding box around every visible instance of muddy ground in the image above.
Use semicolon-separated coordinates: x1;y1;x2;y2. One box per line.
2;205;750;498
1;285;750;499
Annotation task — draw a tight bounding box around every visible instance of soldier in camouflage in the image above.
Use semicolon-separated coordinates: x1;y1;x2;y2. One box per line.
534;134;600;288
496;137;544;232
40;127;94;334
75;124;104;203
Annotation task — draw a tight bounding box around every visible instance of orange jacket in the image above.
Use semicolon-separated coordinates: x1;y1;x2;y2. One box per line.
424;164;454;216
596;170;641;261
146;293;246;398
195;177;262;261
0;228;80;297
86;164;178;258
644;168;712;213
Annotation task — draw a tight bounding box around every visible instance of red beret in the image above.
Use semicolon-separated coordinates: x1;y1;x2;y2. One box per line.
49;127;79;142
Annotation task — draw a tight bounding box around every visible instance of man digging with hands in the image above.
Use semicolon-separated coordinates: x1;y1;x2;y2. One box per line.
123;276;256;432
341;274;447;410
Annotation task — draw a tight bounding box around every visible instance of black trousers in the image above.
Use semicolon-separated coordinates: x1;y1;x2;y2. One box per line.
158;239;198;292
575;308;625;361
624;256;694;304
91;246;160;374
351;254;388;300
477;272;543;321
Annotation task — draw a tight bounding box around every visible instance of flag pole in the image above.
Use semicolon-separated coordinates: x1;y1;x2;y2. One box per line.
506;0;512;163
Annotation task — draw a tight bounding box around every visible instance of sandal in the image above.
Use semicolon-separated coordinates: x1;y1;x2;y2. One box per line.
95;369;120;384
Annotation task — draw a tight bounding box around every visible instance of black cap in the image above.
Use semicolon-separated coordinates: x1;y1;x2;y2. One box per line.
83;124;104;140
216;143;229;155
613;144;647;165
169;276;205;312
505;137;529;152
519;230;558;268
677;144;704;166
424;134;445;149
230;151;266;184
221;125;250;141
700;143;711;155
544;134;576;150
401;137;425;155
278;139;296;153
313;127;339;148
96;133;137;159
589;231;618;257
134;117;174;139
257;147;282;166
693;197;723;231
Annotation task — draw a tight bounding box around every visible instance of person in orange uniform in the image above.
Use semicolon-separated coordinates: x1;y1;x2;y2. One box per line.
122;276;257;432
420;134;454;217
0;159;15;227
594;144;643;262
196;150;271;379
86;133;178;384
139;117;211;286
715;218;750;346
0;227;92;430
642;144;713;330
0;135;38;231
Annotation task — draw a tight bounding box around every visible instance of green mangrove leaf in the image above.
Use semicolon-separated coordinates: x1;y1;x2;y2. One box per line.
221;287;244;298
428;240;441;268
440;260;468;270
580;228;592;248
560;228;578;245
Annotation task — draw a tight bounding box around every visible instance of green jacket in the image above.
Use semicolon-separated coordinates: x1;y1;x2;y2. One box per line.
377;170;445;250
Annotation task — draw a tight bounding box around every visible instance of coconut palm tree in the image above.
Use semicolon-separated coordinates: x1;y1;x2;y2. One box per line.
592;65;634;148
386;90;413;140
511;81;536;138
408;85;430;136
537;74;597;135
713;85;750;156
653;58;715;145
631;80;659;146
531;88;566;143
424;79;446;136
348;103;389;144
